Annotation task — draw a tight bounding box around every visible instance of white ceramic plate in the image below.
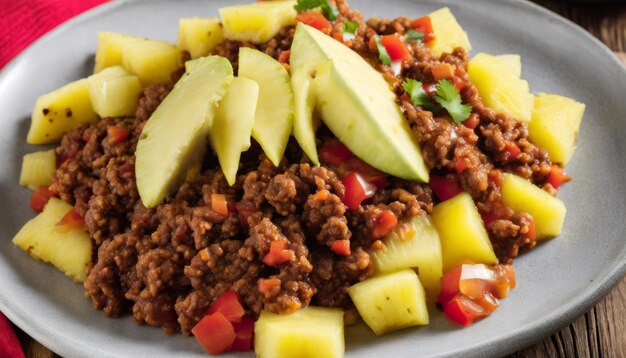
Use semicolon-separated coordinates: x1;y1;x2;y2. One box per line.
1;0;625;357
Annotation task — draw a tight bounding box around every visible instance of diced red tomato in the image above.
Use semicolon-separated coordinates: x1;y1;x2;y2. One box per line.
107;125;130;145
464;113;480;130
211;194;229;217
296;12;331;33
341;171;376;210
438;264;463;305
547;165;571;190
263;240;294;266
429;174;463;202
410;16;435;42
208;290;245;323
278;50;291;64
503;142;521;161
55;207;84;232
431;63;454;80
231;317;255;352
319;141;354;167
192;311;236;355
258;278;282;296
380;35;411;62
346;157;387;185
30;186;53;213
371;210;398;239
452;76;465;91
444;294;482;327
330;239;351;256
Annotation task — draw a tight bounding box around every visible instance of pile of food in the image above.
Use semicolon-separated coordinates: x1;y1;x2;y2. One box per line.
12;0;585;356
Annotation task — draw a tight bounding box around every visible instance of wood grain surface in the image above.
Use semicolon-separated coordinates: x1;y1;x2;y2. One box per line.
13;1;626;357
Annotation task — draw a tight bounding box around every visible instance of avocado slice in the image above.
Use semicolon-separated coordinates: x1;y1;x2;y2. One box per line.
211;77;259;186
290;24;429;182
238;47;294;166
135;56;233;207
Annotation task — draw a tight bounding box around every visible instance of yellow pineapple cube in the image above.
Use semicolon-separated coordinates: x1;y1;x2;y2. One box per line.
255;306;344;358
177;17;224;59
122;39;182;86
468;53;535;123
27;79;98;144
428;7;471;56
86;66;142;118
348;269;429;335
497;54;522;78
370;215;442;302
529;93;585;166
19;150;57;189
219;0;296;44
501;174;566;240
94;32;144;73
12;198;92;282
431;192;498;271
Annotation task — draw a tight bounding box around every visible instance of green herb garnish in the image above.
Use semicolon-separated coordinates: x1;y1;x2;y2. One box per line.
294;0;339;21
402;79;438;112
343;20;358;35
406;30;424;44
374;35;392;65
433;80;472;124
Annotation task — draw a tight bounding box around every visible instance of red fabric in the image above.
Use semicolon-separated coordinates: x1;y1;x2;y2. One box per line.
0;312;24;358
0;0;109;69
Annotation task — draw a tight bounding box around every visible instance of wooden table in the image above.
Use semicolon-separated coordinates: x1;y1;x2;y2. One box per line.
14;1;626;357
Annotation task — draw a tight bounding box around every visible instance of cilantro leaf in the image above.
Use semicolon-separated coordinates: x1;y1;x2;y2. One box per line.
294;0;338;21
343;20;358;35
433;80;472;124
374;35;392;65
402;79;438;112
406;30;424;44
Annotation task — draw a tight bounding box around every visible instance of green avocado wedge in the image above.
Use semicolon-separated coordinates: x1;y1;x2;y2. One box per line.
135;56;233;207
211;77;259;186
291;23;429;182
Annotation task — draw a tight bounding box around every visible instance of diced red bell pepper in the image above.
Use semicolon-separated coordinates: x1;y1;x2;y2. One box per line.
463;113;480;130
452;76;465;91
431;63;454;81
278;50;291;64
341;171;376;210
208;290;245;323
211;194;229;217
319;141;354;167
410;16;435;42
55;207;84;232
438;264;463;305
346;157;388;186
192;311;236;355
330;239;351;256
262;240;294;266
429;174;463;202
107;125;130;145
231;317;255;352
380;35;411;62
258;278;282;296
444;294;483;327
547;165;571;190
503;142;521;161
371;210;398;239
30;186;53;213
296;12;331;33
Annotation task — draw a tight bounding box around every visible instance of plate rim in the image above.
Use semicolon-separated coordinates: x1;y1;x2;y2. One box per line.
0;0;625;357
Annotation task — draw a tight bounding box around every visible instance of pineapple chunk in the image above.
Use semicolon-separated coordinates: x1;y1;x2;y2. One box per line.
238;47;294;166
12;198;91;282
348;269;429;335
211;77;259;185
501;174;566;240
219;0;296;44
431;192;497;271
177;17;224;59
468;53;535;123
529;93;585;166
497;54;522;78
428;7;472;56
370;215;442;302
94;32;143;73
86;66;142;118
19;149;57;190
27;79;98;144
255;306;344;358
122;39;182;86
